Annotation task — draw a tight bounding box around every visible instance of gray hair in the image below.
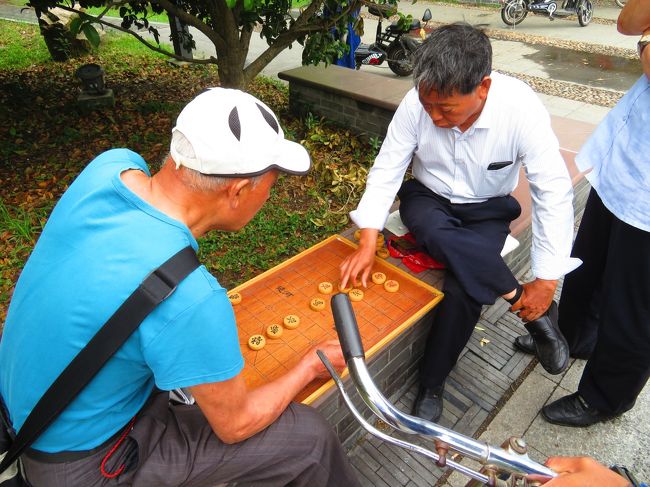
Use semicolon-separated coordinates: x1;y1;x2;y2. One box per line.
169;131;265;192
413;23;492;96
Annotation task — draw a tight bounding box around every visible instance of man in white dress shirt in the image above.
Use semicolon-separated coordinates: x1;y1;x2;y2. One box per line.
340;23;578;422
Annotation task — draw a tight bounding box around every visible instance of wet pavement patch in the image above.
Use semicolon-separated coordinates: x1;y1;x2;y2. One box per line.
524;44;642;91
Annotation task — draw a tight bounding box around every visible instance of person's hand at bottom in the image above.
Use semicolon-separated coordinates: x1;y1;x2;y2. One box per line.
527;456;631;486
308;340;347;379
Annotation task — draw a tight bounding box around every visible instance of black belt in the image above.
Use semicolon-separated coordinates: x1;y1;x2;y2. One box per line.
24;424;127;464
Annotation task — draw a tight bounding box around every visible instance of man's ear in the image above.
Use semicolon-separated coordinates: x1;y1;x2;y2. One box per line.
227;178;251;209
477;76;492;101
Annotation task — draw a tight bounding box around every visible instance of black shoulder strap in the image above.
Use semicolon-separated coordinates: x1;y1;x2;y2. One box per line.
0;246;200;473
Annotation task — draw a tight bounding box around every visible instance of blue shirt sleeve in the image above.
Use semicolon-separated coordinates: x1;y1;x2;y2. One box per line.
142;282;245;390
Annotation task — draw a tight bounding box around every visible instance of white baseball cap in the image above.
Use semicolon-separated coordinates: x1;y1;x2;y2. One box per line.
171;88;310;177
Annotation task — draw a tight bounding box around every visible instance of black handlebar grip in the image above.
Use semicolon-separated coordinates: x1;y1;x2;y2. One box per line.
331;293;365;362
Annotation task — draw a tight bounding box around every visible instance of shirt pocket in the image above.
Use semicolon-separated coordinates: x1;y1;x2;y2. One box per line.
475;162;516;198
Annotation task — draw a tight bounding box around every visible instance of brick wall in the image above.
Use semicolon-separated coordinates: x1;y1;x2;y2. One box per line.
287;82;394;139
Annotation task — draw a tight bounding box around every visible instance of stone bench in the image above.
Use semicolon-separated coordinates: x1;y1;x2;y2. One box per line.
279;64;594;448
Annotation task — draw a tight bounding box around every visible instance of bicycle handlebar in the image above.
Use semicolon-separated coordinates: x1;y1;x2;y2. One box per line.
327;292;557;485
331;293;365;361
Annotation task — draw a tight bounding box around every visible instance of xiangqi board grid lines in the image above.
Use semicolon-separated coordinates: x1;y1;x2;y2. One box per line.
228;235;444;403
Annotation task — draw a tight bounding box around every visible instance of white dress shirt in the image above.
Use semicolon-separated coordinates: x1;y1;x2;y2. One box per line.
351;72;580;279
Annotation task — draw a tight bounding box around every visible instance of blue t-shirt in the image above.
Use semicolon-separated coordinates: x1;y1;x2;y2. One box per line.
0;149;244;452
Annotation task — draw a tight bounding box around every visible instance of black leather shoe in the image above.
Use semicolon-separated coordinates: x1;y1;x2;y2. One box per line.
412;385;444;423
524;301;569;374
542;392;613;427
514;333;535;354
514;333;592;360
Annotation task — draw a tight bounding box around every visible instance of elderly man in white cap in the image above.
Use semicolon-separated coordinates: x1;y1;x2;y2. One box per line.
0;88;359;486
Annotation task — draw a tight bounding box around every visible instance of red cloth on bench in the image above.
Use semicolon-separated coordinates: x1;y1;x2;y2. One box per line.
387;233;445;273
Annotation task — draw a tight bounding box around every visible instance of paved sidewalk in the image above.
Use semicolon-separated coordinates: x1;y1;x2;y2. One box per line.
444;359;650;485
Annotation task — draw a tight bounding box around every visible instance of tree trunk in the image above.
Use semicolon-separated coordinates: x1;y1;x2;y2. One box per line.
39;20;72;61
216;44;248;89
37;9;91;62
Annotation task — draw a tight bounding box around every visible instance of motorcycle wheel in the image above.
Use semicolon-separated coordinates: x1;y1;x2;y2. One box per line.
614;0;626;7
577;0;593;26
500;0;528;26
387;44;414;77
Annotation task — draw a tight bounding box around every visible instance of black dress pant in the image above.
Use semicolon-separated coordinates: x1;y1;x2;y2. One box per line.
558;189;650;415
398;179;521;389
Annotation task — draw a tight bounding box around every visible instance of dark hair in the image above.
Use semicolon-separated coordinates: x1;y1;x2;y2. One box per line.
413;23;492;96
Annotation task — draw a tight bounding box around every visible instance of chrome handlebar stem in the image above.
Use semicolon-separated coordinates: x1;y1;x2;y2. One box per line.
345;356;556;478
324;293;557;485
318;351;492;485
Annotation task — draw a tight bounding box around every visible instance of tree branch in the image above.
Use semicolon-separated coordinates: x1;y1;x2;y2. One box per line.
239;24;252;59
243;0;365;82
152;0;227;51
215;0;245;51
292;0;324;26
92;0;130;21
51;6;219;64
291;0;363;34
286;1;363;38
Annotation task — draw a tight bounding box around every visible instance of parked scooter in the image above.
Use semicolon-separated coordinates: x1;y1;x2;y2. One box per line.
354;6;432;77
500;0;593;26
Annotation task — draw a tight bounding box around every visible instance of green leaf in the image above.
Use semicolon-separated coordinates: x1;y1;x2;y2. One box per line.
82;23;100;48
69;16;82;36
225;0;255;10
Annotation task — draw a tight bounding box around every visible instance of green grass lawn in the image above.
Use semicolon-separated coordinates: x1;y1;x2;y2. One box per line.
0;19;170;70
0;19;52;69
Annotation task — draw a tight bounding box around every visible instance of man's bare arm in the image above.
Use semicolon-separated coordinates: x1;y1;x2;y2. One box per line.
189;340;346;444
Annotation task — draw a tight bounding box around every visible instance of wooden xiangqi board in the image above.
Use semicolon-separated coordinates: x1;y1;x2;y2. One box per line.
229;235;444;404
